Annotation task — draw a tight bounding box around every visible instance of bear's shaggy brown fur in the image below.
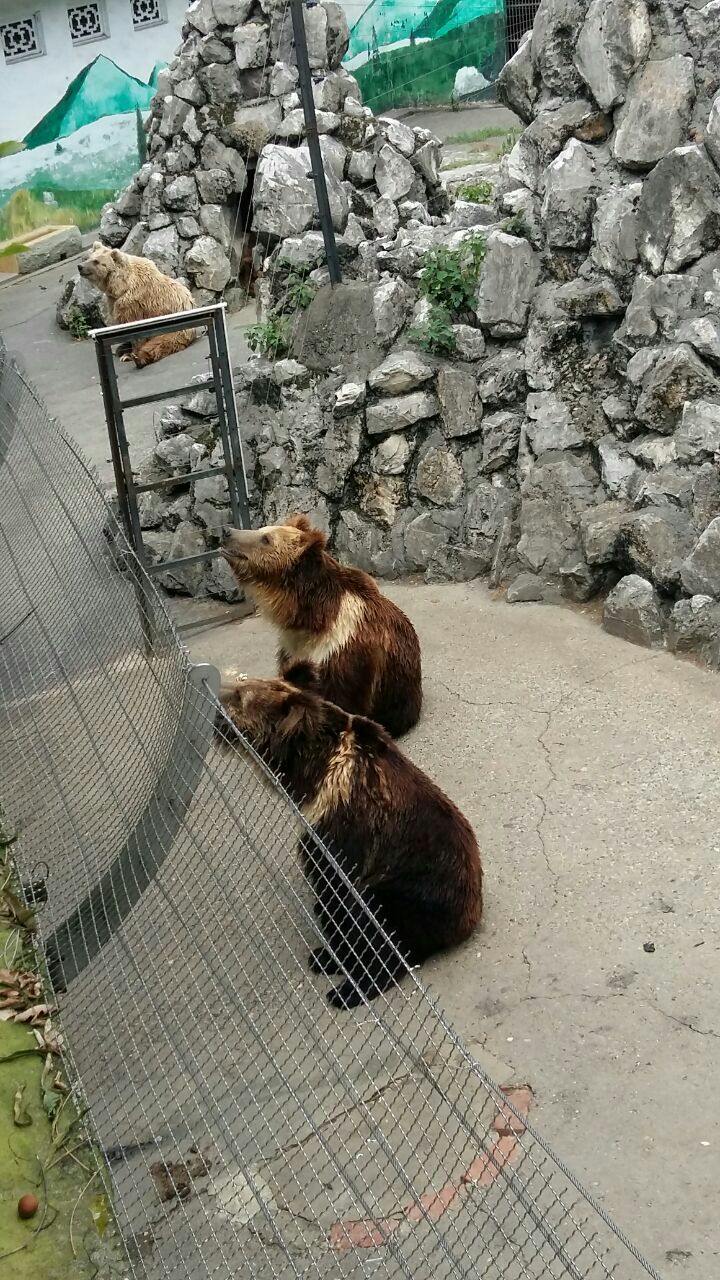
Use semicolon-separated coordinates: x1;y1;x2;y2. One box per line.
78;242;196;368
221;516;422;738
217;662;482;1008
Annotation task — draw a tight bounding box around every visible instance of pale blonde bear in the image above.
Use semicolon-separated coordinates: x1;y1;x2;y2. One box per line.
78;242;196;368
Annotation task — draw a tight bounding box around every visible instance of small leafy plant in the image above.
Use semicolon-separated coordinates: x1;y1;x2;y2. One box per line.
419;235;487;316
457;180;493;204
498;128;522;157
284;273;316;312
409;304;457;356
503;212;532;240
246;316;290;358
67;309;90;340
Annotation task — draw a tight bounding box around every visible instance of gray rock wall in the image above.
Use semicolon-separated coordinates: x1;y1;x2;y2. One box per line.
90;0;444;303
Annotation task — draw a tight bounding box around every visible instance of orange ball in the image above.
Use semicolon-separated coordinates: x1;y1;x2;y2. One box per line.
17;1193;39;1219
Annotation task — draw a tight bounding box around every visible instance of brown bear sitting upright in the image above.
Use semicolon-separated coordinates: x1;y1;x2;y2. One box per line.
222;515;422;737
217;662;482;1008
78;242;196;368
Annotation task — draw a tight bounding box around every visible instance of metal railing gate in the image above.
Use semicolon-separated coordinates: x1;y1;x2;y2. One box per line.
91;303;250;643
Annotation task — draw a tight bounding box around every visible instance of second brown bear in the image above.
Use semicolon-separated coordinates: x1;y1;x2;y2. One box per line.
222;515;422;737
217;662;482;1008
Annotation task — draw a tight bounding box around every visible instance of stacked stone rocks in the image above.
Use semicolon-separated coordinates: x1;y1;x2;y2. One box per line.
251;0;720;664
490;0;720;655
94;0;444;299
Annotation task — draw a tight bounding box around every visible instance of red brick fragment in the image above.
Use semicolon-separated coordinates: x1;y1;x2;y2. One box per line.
405;1183;458;1224
462;1135;520;1187
493;1085;534;1136
328;1216;402;1252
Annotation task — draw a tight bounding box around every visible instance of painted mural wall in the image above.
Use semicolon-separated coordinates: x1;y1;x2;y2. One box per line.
0;0;187;243
0;0;506;245
343;0;506;113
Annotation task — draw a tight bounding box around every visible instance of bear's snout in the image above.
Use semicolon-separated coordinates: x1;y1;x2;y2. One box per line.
78;261;89;278
222;527;262;561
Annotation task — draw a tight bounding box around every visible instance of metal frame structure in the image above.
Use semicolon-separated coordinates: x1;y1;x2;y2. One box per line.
91;302;250;643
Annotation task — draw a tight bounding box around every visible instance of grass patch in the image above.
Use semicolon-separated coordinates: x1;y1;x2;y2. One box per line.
246;315;291;358
497;128;522;156
0;187;114;239
503;211;532;239
445;125;510;145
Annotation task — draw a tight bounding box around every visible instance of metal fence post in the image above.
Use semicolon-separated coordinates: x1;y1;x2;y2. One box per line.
290;0;343;285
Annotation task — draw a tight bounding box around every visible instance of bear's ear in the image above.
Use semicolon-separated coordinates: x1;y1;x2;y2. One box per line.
283;659;320;693
284;514;312;532
92;240;104;252
110;248;124;263
272;693;310;743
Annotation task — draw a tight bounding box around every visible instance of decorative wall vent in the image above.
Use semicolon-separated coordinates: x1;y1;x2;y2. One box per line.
1;13;44;63
131;0;166;28
67;2;108;44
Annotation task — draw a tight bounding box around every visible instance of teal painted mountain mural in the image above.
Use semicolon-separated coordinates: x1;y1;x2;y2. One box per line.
24;55;157;150
345;0;505;112
0;57;165;243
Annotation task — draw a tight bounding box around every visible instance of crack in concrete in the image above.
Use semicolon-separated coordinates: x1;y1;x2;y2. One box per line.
428;675;565;915
581;650;663;694
476;988;720;1040
528;698;566;912
648;1003;720;1041
520;946;532;994
429;677;553;719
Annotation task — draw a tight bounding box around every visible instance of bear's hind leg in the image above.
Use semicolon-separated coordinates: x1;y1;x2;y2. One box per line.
310;880;358;976
132;330;196;368
326;943;408;1009
132;335;173;367
324;897;412;1010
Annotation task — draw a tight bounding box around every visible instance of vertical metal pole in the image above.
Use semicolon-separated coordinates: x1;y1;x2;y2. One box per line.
93;336;155;652
289;0;343;286
206;318;243;531
213;308;251;527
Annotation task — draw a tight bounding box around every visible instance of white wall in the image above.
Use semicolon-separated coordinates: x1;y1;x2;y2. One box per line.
0;0;187;139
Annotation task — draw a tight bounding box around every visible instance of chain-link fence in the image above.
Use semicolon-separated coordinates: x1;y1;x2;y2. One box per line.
504;0;540;61
0;343;663;1280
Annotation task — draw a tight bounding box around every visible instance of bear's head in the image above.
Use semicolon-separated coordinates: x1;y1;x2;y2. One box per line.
221;515;326;581
217;661;330;755
78;242;130;294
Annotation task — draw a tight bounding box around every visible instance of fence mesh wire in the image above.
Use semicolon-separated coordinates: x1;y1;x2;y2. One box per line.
0;344;663;1280
504;0;541;61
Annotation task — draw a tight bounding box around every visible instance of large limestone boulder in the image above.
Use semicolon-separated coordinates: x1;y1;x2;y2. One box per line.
253;142;349;238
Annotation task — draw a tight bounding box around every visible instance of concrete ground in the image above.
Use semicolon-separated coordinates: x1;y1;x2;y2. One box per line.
180;583;720;1280
393;102;520;141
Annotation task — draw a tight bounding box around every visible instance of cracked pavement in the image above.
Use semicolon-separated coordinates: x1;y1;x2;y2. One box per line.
182;579;720;1280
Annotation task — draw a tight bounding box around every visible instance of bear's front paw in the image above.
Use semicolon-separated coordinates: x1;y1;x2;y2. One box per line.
309;947;342;976
119;353;134;363
326;978;366;1010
